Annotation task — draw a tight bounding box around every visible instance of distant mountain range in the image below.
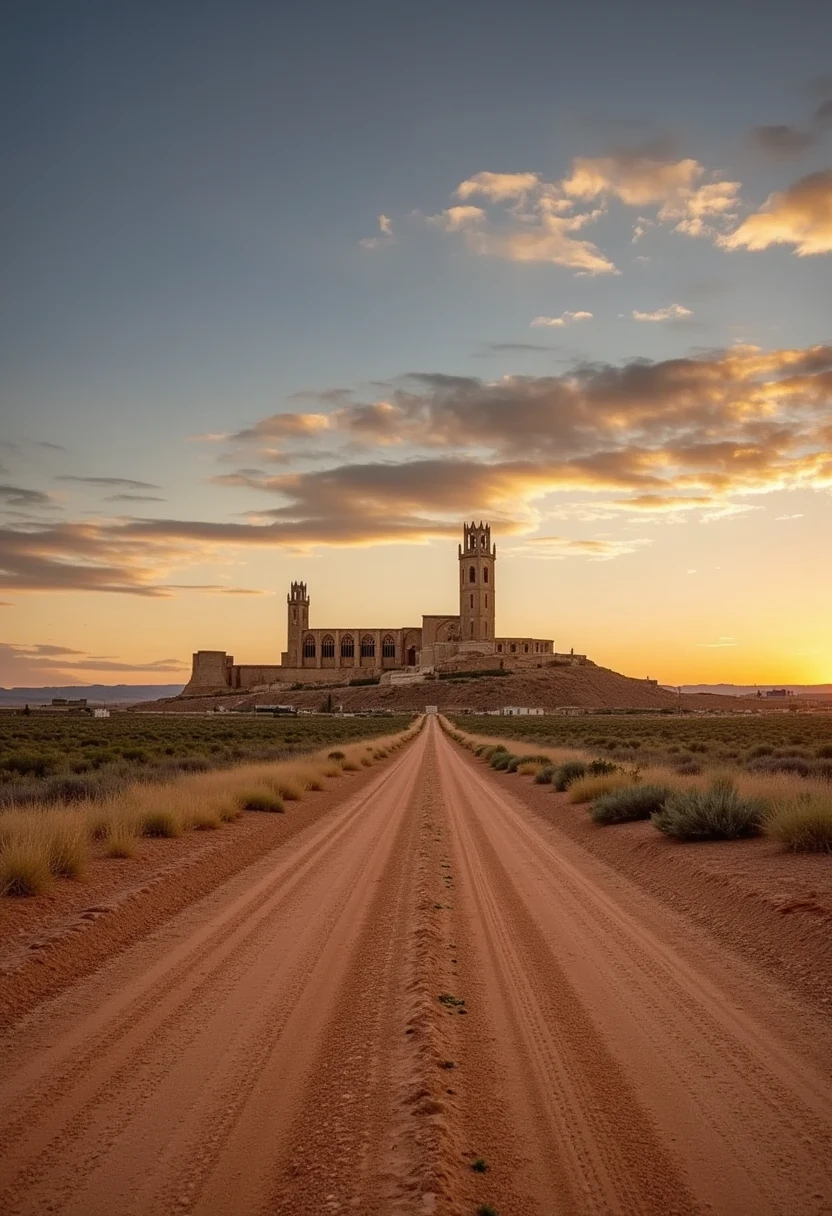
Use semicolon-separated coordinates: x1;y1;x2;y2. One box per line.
677;684;832;697
0;684;186;706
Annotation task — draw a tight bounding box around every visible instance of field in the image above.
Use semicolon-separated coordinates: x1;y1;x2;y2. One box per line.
0;712;416;807
449;712;832;777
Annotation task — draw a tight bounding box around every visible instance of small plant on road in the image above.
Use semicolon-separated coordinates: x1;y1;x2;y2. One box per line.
471;1157;489;1172
438;992;465;1007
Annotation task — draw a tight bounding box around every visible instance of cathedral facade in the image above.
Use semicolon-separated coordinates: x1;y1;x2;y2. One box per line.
185;522;554;692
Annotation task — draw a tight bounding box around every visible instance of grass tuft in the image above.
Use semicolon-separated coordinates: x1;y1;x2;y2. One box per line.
568;773;631;804
590;783;671;825
653;777;764;841
764;792;832;852
237;787;285;813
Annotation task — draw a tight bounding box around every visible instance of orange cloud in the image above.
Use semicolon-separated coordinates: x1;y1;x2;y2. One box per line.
720;170;832;255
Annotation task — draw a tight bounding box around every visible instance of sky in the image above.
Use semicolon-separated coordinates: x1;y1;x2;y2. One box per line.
1;0;831;687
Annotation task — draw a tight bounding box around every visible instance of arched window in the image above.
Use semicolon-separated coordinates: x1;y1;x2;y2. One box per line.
360;634;375;658
485;594;488;609
382;634;396;659
303;634;316;659
321;634;335;659
340;634;354;658
524;643;529;653
481;534;487;548
470;593;474;609
483;567;488;584
469;565;476;583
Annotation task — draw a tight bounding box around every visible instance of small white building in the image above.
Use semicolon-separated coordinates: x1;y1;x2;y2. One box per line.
501;706;544;716
93;707;110;719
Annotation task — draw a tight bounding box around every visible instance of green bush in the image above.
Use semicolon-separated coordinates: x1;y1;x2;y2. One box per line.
552;760;587;791
534;765;556;784
652;778;764;841
586;758;618;776
590;783;670;825
491;752;515;771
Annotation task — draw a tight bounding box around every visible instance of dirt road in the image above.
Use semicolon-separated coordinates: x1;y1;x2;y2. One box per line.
1;719;831;1215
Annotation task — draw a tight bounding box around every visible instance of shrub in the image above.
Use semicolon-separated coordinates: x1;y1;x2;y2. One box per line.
568;773;631;804
534;765;556;784
342;760;361;772
814;744;832;760
492;753;515;771
747;756;812;777
653;778;764;841
506;756;524;773
0;840;51;895
237;788;285;813
764;793;832;853
141;807;184;837
552;760;587;791
590;783;671;825
328;750;346;761
586;758;618;776
104;826;139;858
674;758;701;775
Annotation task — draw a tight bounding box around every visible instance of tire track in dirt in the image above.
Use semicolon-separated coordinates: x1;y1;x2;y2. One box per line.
435;725;832;1216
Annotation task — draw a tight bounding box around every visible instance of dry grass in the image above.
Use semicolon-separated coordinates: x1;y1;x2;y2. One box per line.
0;719;424;897
568;773;632;804
764;791;832;852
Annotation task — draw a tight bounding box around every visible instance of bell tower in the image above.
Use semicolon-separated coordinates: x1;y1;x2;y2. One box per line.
286;581;309;666
459;521;496;646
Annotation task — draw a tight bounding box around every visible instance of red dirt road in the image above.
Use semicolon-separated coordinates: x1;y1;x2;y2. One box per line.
1;719;831;1215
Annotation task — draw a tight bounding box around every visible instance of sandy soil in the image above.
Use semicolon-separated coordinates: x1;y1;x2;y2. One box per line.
1;720;830;1215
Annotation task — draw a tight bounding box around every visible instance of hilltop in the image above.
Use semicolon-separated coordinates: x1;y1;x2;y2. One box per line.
133;663;747;714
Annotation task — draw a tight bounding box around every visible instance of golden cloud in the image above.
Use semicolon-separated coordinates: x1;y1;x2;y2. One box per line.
720;170;832;255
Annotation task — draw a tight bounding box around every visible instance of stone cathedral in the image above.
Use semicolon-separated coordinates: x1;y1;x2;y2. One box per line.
185;522;554;692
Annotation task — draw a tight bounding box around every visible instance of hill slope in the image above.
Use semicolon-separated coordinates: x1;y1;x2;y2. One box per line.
134;665;739;714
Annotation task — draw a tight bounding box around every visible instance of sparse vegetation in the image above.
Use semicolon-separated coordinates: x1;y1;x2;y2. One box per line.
590;783;671;824
568;773;632;804
0;720;423;896
652;777;765;841
471;1158;489;1173
764;791;832;852
0;713;416;808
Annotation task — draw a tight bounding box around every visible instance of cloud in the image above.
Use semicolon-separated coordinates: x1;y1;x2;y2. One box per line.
0;642;187;683
455;171;542;202
750;125;818;156
106;494;167;503
514;534;653;561
774;513;804;520
426;205;487;231
632;304;693;322
562;149;740;236
477;342;554;354
4;343;832;594
696;637;738;648
360;213;394;249
57;476;162;491
463;211;616;274
0;484;53;508
720;169;832;255
531;311;593;327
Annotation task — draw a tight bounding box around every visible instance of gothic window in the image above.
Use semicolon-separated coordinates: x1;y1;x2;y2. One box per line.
321;634;335;659
483;568;488;583
360;634;375;658
481;534;486;548
510;643;517;653
497;643;503;653
470;593;474;609
485;594;488;609
470;620;474;636
524;643;529;653
382;634;396;659
469;565;476;583
303;634;316;659
340;634;354;658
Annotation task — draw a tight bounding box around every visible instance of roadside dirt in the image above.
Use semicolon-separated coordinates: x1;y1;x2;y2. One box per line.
1;720;830;1215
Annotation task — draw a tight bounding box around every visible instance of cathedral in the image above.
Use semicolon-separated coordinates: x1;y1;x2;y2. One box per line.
185;522;554;692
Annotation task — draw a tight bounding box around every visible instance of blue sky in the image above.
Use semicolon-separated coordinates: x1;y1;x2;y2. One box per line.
1;0;831;685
